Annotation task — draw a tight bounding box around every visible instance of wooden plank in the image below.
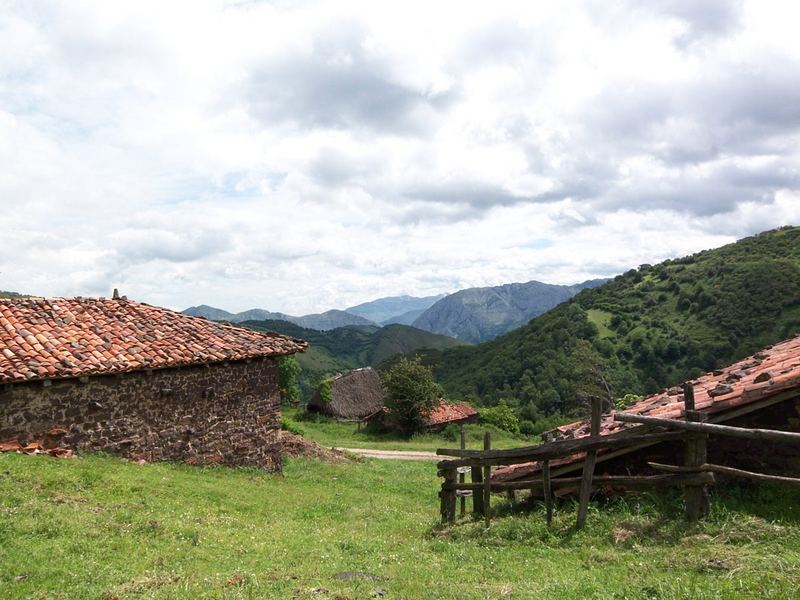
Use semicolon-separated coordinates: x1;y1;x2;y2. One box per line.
437;430;688;469
614;412;800;444
445;472;715;492
576;396;602;530
684;409;709;521
683;382;695;411
439;476;448;524
471;454;484;517
440;468;457;524
542;432;553;526
483;431;491;527
459;426;466;518
650;462;800;487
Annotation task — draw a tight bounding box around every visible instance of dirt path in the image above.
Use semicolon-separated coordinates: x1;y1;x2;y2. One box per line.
335;447;439;461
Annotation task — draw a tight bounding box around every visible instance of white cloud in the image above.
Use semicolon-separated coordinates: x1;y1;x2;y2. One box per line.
0;0;799;314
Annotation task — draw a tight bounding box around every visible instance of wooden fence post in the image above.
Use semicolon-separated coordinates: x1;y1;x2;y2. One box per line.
471;455;484;518
459;425;466;518
576;396;602;529
683;383;710;521
440;468;457;524
542;432;554;526
483;431;492;527
439;473;447;524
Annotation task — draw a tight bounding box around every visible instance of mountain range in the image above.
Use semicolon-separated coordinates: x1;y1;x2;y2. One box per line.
182;305;374;330
345;294;445;324
183;277;606;341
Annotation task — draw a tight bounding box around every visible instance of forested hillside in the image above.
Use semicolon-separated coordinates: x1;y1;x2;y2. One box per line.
242;320;466;399
429;226;800;429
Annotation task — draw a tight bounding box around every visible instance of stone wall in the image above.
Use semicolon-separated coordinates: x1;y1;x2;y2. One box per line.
0;357;282;472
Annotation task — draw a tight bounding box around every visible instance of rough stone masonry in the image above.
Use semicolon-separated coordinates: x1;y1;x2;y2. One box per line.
0;357;283;472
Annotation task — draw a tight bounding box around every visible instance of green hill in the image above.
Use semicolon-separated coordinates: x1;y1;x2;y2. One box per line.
241;320;468;399
0;291;25;299
428;226;800;428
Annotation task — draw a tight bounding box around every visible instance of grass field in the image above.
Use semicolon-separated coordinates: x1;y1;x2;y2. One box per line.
3;452;800;599
283;407;524;452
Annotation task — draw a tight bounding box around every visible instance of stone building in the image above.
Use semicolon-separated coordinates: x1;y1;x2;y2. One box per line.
0;296;307;472
307;367;385;420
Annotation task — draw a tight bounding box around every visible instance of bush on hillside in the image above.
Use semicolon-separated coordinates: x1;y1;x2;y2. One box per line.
479;401;520;434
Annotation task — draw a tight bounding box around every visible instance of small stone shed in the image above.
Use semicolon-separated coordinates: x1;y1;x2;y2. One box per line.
494;334;800;485
307;367;384;420
0;296;307;472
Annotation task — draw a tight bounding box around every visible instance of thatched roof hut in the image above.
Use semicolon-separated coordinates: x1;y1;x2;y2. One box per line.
307;367;385;420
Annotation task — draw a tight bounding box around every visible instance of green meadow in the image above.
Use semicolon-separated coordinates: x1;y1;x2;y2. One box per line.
2;452;800;599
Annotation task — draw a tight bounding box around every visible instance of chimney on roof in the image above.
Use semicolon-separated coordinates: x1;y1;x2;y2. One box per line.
112;288;120;300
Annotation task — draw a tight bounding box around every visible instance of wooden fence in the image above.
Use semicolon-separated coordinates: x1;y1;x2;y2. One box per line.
436;384;800;528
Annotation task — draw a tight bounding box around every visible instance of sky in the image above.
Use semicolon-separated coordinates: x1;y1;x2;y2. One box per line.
2;0;800;314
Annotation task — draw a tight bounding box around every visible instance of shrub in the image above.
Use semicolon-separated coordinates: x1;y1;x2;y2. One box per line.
479;401;520;434
441;423;461;442
615;393;643;410
277;356;302;405
519;419;537;436
318;379;332;404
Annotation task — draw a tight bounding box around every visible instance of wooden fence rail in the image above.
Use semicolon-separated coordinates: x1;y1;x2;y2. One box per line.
436;430;687;469
614;411;800;444
438;384;800;528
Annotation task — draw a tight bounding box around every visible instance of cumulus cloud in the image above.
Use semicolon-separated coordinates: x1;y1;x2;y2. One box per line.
0;0;799;314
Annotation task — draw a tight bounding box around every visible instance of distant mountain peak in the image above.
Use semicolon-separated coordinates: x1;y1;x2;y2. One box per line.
345;294;446;324
411;278;608;343
181;305;374;330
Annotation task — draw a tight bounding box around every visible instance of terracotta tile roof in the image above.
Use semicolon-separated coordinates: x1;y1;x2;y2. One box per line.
427;400;478;427
494;334;800;482
0;297;307;384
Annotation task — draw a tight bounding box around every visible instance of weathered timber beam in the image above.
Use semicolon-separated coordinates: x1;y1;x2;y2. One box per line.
649;462;800;487
615;412;800;444
576;396;602;529
443;472;715;492
436;430;687;470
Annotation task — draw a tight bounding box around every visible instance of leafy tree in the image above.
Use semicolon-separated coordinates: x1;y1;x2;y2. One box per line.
479;401;520;434
380;357;442;436
277;356;302;405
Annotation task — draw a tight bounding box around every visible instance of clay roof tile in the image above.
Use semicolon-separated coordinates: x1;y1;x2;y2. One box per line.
0;297;307;384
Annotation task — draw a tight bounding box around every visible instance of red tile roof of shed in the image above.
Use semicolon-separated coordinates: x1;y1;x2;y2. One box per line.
494;333;800;482
427;400;478;426
0;297;307;384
